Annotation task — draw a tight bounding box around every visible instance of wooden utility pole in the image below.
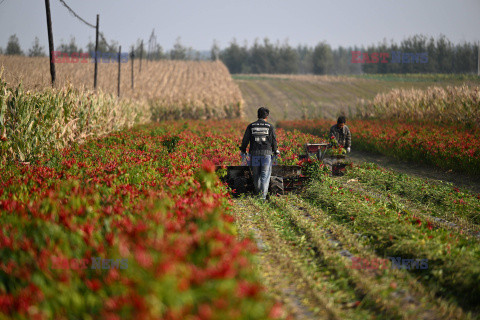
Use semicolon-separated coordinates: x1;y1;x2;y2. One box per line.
139;40;143;73
117;45;121;97
131;46;134;90
44;0;56;86
94;14;99;90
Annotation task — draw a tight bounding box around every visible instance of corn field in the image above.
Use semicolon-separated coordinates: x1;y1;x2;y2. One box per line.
356;85;480;128
0;70;151;163
0;55;244;120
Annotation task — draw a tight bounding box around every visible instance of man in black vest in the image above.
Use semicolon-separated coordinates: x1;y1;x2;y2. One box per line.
240;107;280;200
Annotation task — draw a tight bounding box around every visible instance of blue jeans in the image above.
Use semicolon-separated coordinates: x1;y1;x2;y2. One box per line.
249;155;272;200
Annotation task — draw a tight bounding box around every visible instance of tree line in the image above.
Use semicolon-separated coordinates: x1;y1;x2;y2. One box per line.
218;35;479;75
2;34;478;74
0;34;208;61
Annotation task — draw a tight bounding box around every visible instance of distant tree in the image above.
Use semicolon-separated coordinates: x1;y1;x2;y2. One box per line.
249;38;277;73
474;43;480;74
86;34;116;53
28;37;46;57
360;44;377;74
332;46;347;74
276;40;299;73
453;43;473;73
296;45;313;74
193;50;201;61
347;45;363;74
6;34;23;55
218;34;478;75
211;40;220;61
132;38;144;58
0;47;3;55
184;47;200;60
220;39;249;73
409;34;429;73
58;36;82;54
436;35;455;73
86;40;95;53
312;42;333;74
425;36;437;73
155;44;167;60
170;37;187;60
375;38;390;74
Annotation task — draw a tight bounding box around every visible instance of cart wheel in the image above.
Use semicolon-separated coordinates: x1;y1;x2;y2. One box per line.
269;176;284;195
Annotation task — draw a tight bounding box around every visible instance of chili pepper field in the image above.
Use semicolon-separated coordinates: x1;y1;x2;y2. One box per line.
278;119;480;175
1;119;480;319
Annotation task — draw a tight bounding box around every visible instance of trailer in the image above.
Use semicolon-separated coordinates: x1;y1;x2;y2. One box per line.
215;164;308;197
216;143;349;197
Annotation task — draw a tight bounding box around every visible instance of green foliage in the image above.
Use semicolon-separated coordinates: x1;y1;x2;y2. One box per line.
6;34;23;56
304;173;480;308
28;37;45;57
149;127;166;137
56;36;82;55
0;76;149;163
161;136;180;153
170;37;187;60
0;121;281;319
312;42;333;75
221;34;479;75
300;158;329;181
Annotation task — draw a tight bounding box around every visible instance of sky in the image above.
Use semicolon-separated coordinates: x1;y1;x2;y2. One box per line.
0;0;479;53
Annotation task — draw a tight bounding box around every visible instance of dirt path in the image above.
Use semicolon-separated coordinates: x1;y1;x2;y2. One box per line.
348;149;480;194
231;195;470;319
234;199;328;320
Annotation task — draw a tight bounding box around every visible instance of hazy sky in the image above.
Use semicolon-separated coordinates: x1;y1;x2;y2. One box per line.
0;0;479;53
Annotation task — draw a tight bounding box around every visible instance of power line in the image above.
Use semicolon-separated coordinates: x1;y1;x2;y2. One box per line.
57;0;116;52
57;0;95;28
99;32;116;52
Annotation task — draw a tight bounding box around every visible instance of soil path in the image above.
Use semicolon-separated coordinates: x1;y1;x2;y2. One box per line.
348;149;480;194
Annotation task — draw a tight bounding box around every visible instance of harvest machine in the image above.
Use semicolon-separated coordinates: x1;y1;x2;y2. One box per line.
215;143;349;197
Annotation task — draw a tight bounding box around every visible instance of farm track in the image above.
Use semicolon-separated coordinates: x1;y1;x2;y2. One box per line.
232;199;470;319
232;180;478;319
348;149;480;194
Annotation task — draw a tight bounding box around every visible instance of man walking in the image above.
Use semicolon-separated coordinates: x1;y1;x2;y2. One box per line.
240;107;280;200
330;116;351;152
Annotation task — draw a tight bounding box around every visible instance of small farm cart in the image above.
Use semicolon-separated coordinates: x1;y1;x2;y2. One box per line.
215;143;349;197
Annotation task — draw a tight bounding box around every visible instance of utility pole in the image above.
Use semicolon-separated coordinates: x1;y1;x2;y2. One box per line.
94;14;99;90
131;46;134;90
44;0;56;86
117;45;121;97
139;40;143;73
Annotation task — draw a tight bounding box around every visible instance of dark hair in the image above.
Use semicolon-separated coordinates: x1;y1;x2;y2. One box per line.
258;107;270;119
337;116;346;124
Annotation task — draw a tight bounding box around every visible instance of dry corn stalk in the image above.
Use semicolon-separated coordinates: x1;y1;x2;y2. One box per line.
0;56;243;120
356;85;480;127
